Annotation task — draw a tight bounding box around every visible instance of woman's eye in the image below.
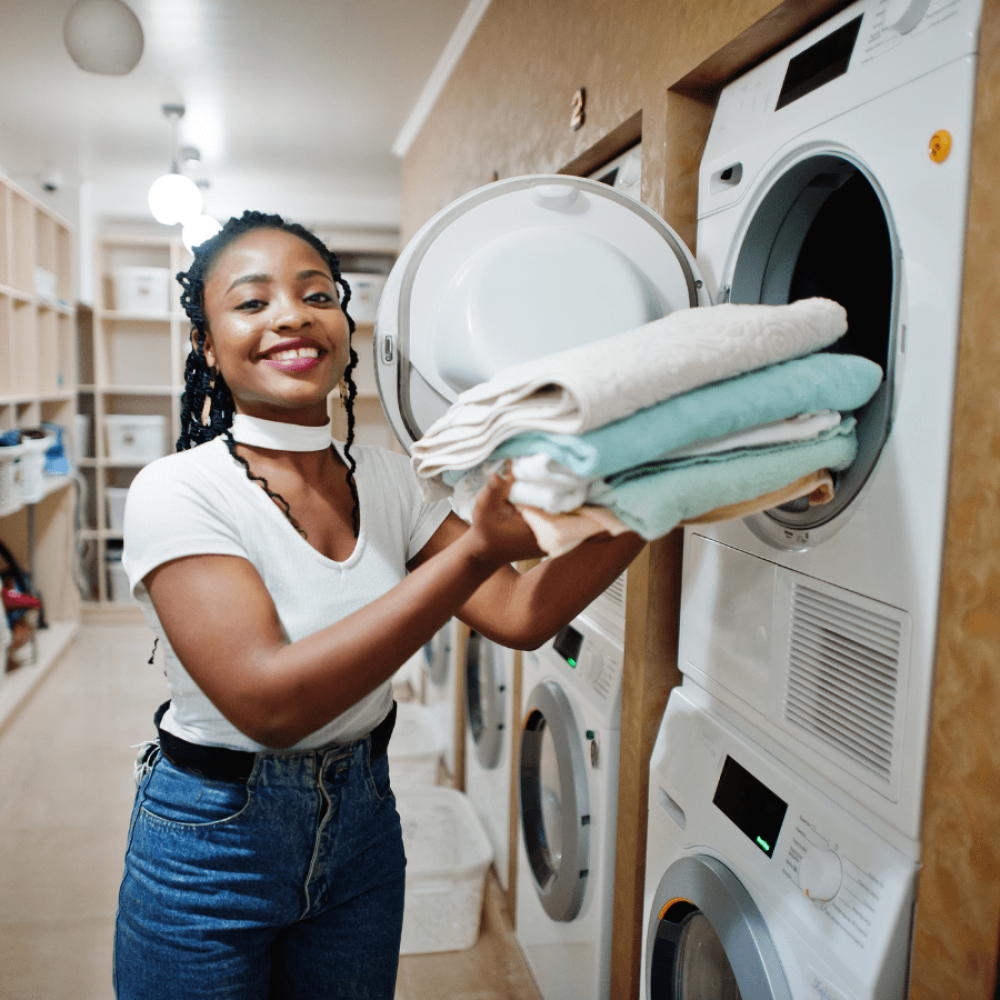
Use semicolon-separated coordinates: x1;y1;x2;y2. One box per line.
306;291;335;304
236;298;266;310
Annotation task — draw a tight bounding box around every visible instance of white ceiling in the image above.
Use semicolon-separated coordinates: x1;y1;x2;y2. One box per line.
0;0;478;222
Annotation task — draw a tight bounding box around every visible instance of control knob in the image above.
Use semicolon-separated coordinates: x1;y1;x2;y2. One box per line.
883;0;932;34
798;848;843;902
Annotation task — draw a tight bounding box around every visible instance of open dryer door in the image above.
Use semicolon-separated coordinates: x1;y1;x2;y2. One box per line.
374;174;708;453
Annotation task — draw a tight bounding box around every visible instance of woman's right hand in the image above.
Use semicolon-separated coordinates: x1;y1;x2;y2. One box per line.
464;462;546;568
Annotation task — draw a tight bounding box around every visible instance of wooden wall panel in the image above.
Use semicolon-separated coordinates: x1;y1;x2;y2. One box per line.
909;5;1000;997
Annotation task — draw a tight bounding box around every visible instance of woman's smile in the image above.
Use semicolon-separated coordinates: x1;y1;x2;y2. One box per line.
260;337;324;371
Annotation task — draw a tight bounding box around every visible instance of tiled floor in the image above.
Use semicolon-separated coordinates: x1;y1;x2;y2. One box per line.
0;621;541;1000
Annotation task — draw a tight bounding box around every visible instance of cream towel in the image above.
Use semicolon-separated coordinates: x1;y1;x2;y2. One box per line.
413;297;847;498
518;470;836;558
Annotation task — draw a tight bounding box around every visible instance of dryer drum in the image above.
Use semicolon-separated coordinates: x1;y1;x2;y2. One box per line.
730;153;898;546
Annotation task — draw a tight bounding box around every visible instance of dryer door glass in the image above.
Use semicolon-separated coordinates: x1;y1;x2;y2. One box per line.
650;904;742;1000
519;679;591;921
729;153;897;545
465;631;504;769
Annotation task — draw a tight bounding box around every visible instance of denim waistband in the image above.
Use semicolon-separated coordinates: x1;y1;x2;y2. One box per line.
153;700;397;785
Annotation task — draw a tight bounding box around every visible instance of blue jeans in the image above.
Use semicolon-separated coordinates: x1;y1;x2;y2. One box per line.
114;735;406;1000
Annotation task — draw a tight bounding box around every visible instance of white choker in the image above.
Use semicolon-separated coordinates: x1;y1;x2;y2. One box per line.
230;414;332;452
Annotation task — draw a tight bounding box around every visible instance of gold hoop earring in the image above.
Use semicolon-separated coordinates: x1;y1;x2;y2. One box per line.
338;376;350;408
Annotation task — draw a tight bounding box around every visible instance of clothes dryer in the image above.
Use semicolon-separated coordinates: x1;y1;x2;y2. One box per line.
515;611;625;1000
421;618;461;778
463;630;516;890
641;683;917;1000
681;0;984;854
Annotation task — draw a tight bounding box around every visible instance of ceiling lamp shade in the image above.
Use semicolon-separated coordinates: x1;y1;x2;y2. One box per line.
182;214;223;252
63;0;144;75
149;173;203;225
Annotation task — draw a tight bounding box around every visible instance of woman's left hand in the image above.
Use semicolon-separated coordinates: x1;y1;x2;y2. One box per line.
465;461;546;567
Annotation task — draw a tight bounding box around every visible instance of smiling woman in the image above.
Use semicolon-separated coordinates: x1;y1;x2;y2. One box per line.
112;209;645;1000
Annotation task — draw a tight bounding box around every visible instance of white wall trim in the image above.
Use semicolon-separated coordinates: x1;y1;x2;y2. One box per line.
391;0;492;158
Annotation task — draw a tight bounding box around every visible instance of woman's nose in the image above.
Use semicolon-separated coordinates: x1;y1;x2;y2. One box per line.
270;295;310;329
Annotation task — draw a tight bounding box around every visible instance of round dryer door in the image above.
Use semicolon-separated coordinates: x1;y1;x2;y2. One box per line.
374;173;706;453
519;678;590;922
422;623;452;687
646;855;791;1000
726;151;900;547
465;630;506;770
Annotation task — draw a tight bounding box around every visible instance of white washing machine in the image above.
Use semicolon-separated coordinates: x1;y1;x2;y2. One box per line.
421;618;461;778
463;630;516;890
680;0;984;856
515;609;625;1000
640;683;917;1000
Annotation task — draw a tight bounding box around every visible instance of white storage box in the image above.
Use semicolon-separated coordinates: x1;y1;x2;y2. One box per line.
395;787;494;954
106;553;133;603
0;442;26;516
342;272;386;324
16;432;54;504
106;486;129;533
105;414;167;463
388;701;446;788
112;266;171;314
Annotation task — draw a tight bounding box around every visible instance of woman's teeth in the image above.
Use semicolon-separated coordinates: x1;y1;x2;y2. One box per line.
269;347;319;361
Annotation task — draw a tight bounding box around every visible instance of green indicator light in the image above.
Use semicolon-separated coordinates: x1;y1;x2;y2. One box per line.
568;658;577;667
756;836;770;852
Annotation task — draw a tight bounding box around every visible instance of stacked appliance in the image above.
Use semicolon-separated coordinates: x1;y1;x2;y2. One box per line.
641;0;983;995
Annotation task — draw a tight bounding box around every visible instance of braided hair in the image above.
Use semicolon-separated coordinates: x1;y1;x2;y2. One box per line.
175;210;362;538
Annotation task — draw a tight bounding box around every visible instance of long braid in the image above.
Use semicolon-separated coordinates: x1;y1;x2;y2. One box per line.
175;210;362;538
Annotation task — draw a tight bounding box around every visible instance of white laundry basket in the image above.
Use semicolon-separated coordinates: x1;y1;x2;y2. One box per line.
387;701;446;788
395;787;494;955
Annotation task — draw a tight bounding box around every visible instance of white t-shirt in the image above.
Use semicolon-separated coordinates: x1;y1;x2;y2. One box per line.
122;437;452;751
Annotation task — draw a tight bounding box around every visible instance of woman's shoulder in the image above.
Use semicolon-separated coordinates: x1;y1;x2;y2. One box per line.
128;438;231;497
341;441;412;480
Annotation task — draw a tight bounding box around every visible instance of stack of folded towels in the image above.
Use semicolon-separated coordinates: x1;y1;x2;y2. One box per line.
411;297;883;556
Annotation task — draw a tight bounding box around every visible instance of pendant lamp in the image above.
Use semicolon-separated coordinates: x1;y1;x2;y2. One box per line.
148;105;203;226
63;0;144;75
182;214;223;252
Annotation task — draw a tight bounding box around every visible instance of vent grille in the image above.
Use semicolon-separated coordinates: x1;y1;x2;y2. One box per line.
784;585;903;784
580;572;628;642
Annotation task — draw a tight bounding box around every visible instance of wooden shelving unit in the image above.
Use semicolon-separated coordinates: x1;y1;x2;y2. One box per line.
76;233;191;609
0;170;80;689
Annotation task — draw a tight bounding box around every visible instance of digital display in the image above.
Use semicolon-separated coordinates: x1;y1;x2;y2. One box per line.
776;15;863;111
712;755;788;858
553;624;583;668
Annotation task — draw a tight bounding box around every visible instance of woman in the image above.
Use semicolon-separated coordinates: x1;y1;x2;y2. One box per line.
114;210;644;1000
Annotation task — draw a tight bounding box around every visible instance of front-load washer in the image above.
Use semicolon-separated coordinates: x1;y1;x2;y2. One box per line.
681;0;984;854
464;630;516;891
641;683;917;1000
515;610;625;1000
421;618;461;778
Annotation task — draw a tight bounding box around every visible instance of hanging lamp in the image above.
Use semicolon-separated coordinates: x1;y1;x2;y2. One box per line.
63;0;144;75
148;105;203;226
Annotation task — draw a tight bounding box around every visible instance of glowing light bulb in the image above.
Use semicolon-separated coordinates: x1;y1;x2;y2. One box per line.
148;173;203;226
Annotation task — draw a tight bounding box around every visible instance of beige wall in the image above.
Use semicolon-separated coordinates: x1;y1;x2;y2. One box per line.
400;1;1000;996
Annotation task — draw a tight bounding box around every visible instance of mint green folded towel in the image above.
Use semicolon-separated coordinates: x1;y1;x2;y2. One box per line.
483;354;880;480
588;420;858;539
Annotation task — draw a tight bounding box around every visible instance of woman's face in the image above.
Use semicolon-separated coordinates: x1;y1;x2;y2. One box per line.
201;228;350;424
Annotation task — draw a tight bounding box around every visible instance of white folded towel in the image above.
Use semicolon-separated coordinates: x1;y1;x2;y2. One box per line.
413;298;847;496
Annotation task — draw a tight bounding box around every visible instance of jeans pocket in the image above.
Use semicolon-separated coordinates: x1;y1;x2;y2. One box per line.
139;755;253;829
366;752;393;803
